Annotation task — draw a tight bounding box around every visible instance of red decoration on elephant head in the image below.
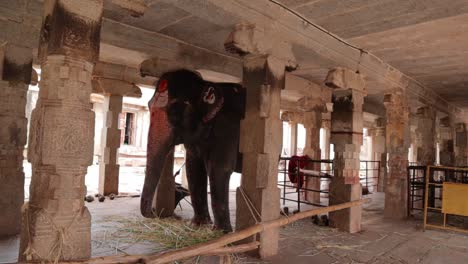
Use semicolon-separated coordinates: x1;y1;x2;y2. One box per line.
158;79;168;92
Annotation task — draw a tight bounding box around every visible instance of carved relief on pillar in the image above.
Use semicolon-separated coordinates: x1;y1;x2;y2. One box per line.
22;56;95;261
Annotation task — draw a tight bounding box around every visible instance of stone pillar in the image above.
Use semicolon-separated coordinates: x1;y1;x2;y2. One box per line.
383;88;410;220
225;23;297;257
408;118;418;164
0;43;33;236
326;67;366;233
92;77;142;195
368;118;386;192
321;116;331;159
99;95;122;194
322;115;332;170
455;123;468;167
439;116;455;166
415;106;436;166
19;0;103;261
235;55;285;257
290;121;298;156
303;110;323;204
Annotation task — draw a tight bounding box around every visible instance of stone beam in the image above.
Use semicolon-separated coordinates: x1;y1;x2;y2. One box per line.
166;0;464;119
92;77;142;98
101;18;242;76
94;61;157;86
109;0;148;17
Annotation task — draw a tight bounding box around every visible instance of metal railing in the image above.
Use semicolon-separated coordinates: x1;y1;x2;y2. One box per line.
359;160;380;194
278;157;333;212
407;165;427;216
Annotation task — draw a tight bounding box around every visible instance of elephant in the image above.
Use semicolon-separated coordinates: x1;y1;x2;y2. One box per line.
141;69;245;232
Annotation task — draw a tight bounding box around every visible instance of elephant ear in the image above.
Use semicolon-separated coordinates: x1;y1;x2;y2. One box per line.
199;84;224;123
149;79;169;109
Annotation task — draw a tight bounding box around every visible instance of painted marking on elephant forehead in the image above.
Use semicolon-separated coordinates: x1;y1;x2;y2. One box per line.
203;86;216;104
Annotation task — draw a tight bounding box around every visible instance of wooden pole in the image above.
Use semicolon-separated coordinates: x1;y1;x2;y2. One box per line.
61;199;370;264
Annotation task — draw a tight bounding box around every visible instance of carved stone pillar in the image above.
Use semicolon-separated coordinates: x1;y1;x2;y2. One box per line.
455;123;468;167
225;23;297;258
19;0;103;261
0;43;33;236
302;98;326;205
92;78;141;195
326;67;366;233
383;88;410;220
415;106;436;165
368;118;386;192
439;116;455;166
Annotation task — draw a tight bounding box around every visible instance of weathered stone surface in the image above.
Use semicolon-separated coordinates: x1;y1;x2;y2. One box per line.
19;0;103;261
98;95;123;195
439;116;455;166
368;118;386;192
0;34;33;236
383;87;410;220
235;55;284;258
0;80;28;236
455;123;468;166
303;110;322;204
92;77;141;98
415;106;436;165
20;55;95;262
327;68;365;233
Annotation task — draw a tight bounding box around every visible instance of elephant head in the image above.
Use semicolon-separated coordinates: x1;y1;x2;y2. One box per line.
141;69;227;217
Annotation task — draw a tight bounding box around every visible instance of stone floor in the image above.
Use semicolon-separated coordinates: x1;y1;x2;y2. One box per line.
4;163;468;263
2;189;468;263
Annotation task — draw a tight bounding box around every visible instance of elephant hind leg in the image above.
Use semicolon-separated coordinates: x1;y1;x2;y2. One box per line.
208;168;233;233
186;150;212;226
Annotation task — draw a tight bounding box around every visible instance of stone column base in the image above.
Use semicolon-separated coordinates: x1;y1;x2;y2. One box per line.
98;163;120;195
329;177;362;233
384;177;408;219
19;203;91;262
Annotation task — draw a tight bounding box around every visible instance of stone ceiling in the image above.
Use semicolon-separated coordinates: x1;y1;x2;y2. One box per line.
5;0;468;115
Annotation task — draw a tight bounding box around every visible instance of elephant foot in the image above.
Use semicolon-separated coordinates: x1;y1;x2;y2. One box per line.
213;223;233;234
140;199;156;218
191;216;212;227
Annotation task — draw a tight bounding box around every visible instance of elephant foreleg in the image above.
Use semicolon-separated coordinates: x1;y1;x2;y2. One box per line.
208;168;232;233
186;149;211;225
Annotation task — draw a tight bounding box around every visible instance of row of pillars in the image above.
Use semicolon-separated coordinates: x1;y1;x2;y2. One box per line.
1;0;468;262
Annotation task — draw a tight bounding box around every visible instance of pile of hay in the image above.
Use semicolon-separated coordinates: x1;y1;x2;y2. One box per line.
108;215;224;250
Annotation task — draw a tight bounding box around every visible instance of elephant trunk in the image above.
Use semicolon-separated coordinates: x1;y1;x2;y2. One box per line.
141;107;174;218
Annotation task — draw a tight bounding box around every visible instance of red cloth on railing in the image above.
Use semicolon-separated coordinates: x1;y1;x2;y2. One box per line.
287;155;310;188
